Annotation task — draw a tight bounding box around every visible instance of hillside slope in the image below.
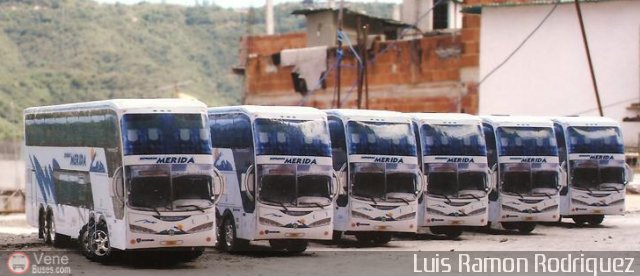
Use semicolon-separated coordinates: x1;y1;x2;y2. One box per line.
0;0;393;140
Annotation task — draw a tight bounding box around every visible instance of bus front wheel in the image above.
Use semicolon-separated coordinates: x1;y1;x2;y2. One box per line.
516;222;536;234
587;215;604;226
220;217;248;253
80;220;112;262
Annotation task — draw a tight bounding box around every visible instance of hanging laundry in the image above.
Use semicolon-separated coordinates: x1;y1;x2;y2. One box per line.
280;46;328;92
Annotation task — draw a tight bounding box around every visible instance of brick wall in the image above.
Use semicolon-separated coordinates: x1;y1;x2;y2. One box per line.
238;14;481;114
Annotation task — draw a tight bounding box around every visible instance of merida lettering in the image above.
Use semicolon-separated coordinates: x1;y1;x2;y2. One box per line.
373;157;404;163
447;157;474;163
520;158;547;163
156;157;195;164
589;155;614;160
284;158;317;164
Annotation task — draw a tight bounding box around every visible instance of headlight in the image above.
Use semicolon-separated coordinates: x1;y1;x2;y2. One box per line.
426;207;449;216
501;205;522;213
259;217;283;227
395;212;416;221
467;207;487;216
129;224;156;234
307;218;331;227
188;222;214;233
351;211;371;219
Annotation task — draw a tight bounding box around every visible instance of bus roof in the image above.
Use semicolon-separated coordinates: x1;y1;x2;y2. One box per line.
208;105;326;120
552;116;620;128
24;99;207;114
410;113;481;125
324;109;411;123
480;115;554;128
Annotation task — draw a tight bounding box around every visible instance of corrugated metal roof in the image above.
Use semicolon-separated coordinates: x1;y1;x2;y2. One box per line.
462;0;617;14
292;8;413;28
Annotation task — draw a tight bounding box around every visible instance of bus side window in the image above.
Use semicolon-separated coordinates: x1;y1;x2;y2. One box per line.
412;121;422;170
553;123;567;168
328;117;347;172
483;123;497;168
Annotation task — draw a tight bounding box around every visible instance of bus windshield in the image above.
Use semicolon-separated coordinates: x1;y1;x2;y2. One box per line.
426;163;487;198
347;121;416;156
122;113;211;155
254;118;331;157
568;126;623;154
127;164;214;212
351;163;418;203
497;127;557;156
421;124;486;156
501;163;559;197
571;159;626;191
258;164;332;207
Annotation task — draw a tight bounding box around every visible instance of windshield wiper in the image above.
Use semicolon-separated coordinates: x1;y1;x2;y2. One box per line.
458;193;481;201
599;186;622;193
441;194;452;204
263;199;290;212
298;201;325;209
387;196;410;205
176;204;206;213
532;192;553;199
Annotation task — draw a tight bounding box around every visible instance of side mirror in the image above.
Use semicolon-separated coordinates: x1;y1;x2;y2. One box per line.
488;168;497;191
243;165;255;201
331;171;340;199
624;163;634;185
338;163;347;196
485;171;491;192
558;165;568;190
415;173;423;194
112;166;125;203
212;168;225;204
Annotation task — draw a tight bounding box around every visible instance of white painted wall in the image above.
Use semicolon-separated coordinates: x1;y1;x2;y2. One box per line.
478;1;640;146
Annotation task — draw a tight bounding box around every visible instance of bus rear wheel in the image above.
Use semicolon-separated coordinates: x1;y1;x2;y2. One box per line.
572;216;588;225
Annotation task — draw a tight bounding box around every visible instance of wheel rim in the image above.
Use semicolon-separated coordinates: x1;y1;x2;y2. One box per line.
49;216;56;244
91;230;110;257
224;221;234;249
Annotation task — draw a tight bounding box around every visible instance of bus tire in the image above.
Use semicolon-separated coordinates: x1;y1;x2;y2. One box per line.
587;215;604;226
178;248;205;262
45;210;54;245
38;208;45;240
80;220;112;262
331;231;343;242
371;233;392;245
445;228;463;239
286;240;308;253
572;216;588;225
220;217;248;253
517;222;536;234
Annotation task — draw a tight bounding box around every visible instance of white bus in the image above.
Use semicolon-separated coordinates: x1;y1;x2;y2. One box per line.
24;99;223;262
208;106;338;253
411;113;489;239
481;116;562;233
325;109;420;244
552;116;632;225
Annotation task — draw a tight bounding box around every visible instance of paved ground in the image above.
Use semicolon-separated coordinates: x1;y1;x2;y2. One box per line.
1;194;639;275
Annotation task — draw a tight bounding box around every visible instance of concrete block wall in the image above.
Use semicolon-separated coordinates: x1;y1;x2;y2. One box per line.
239;14;481;114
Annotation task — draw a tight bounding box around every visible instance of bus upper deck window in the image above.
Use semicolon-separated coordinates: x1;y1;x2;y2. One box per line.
367;134;376;144
351;133;360;143
180;129;190;141
199;129;208;141
127;129;138;142
148;128;160;141
441;136;449;145
425;136;434;146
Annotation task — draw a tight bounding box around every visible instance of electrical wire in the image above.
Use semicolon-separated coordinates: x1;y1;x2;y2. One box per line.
477;0;560;86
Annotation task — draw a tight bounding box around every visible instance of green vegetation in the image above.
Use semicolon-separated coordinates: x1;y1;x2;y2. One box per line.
0;0;393;140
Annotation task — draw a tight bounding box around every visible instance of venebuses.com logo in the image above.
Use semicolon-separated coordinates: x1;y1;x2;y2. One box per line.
6;251;71;275
7;252;29;275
